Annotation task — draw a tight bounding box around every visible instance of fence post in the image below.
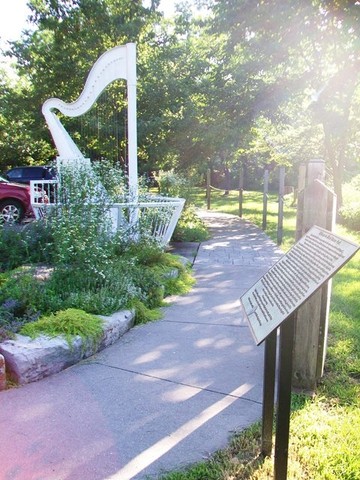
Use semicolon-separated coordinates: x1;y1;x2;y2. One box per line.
294;162;306;206
293;159;336;391
239;167;244;218
206;168;211;210
262;169;269;230
277;166;285;245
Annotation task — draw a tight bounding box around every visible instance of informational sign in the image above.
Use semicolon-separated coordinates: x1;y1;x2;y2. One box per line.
240;225;359;345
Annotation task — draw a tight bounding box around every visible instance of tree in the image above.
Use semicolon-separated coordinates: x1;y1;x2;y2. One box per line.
0;0;162;170
207;0;360;205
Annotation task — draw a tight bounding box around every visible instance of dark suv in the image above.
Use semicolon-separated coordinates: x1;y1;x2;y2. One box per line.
6;166;56;184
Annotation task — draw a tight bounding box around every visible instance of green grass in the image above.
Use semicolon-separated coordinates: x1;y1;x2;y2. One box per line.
320;225;360;407
159;189;360;480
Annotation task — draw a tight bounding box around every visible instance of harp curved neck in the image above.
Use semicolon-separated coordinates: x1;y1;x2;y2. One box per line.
42;43;137;162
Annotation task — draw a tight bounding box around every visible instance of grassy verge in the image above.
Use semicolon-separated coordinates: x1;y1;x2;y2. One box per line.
160;188;360;480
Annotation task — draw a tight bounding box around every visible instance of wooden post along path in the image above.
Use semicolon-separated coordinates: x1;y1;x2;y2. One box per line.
238;166;244;218
277;166;285;245
293;159;336;390
206;168;211;210
262;169;269;230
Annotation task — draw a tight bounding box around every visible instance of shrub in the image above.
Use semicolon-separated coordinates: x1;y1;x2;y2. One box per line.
0;221;53;272
172;205;210;242
157;170;195;201
41;260;141;315
92;158;127;201
51;162;113;271
339;175;360;231
0;268;46;313
339;203;360;231
131;298;163;324
0;298;40;341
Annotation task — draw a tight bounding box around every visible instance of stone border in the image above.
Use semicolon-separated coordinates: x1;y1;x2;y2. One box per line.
0;309;135;385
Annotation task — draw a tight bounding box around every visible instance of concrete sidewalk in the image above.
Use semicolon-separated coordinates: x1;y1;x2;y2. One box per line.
0;211;283;480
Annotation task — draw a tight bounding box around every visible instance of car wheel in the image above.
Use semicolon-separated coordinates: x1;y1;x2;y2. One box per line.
0;200;25;224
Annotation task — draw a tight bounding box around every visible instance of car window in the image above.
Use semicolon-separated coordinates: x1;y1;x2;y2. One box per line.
8;169;22;179
23;168;42;178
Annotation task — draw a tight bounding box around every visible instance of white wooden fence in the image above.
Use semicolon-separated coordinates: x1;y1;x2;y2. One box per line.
30;180;185;246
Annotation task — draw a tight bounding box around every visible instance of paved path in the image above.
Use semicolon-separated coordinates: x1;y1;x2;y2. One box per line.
0;211;283;480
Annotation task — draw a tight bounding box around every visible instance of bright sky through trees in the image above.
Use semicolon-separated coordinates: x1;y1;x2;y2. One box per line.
0;0;30;44
0;0;183;47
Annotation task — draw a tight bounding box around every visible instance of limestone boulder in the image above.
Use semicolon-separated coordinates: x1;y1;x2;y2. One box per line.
0;309;135;385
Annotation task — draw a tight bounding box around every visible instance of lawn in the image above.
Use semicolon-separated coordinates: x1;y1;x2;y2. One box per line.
160;187;360;480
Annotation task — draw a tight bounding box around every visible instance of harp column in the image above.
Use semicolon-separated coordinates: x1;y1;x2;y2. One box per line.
126;42;138;204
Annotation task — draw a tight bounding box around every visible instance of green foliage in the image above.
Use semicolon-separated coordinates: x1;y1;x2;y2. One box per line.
339;175;360;231
172;205;210;242
0;195;196;323
319;226;360;406
20;308;104;347
130;298;162;325
158;461;225;480
123;238;166;266
38;262;138;315
92;158;128;201
157;171;191;199
0;298;40;342
0;268;46;313
288;400;360;480
163;264;196;298
52;163;113;271
0;221;54;272
339;203;360;231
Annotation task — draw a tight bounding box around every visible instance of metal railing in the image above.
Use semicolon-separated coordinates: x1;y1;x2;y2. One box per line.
30;180;185;246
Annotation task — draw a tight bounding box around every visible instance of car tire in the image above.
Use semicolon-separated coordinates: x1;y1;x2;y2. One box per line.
0;199;25;224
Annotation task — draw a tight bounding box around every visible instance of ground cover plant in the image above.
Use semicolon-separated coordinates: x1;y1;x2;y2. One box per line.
21;308;104;350
159;187;360;480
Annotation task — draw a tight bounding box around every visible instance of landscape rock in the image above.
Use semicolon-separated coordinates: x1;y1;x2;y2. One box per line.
0;309;135;385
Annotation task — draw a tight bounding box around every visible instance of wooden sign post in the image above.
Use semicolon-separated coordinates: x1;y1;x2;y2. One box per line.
294;163;336;390
240;226;359;479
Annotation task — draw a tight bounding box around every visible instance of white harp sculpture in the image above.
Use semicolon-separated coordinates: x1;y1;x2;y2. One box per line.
42;43;138;200
35;43;184;245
